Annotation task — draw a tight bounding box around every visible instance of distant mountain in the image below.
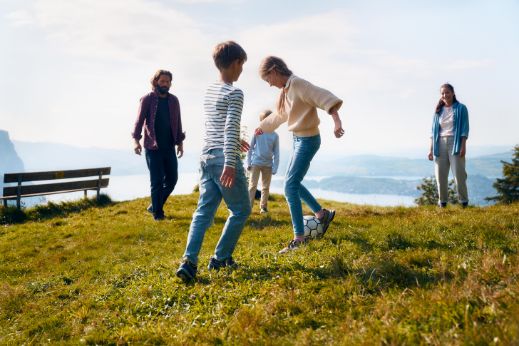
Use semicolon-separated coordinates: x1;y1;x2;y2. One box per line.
305;151;513;178
3;139;512;206
0;130;24;173
0;130;45;206
271;174;497;206
9;140;513;179
12;141;198;176
0;130;25;195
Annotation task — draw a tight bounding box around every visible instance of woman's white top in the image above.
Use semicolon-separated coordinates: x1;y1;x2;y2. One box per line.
439;106;454;137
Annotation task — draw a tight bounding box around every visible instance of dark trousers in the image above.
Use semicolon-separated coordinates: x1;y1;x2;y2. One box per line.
145;148;178;216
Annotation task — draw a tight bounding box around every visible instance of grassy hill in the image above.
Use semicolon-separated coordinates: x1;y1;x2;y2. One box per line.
1;194;518;345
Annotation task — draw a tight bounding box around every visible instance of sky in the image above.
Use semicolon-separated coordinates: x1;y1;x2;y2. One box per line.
1;0;518;157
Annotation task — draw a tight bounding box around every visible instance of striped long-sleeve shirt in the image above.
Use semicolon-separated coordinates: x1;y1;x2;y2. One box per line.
202;82;244;168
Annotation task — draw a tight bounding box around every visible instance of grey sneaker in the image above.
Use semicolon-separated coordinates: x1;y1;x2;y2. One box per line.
319;209;335;236
207;256;238;270
279;238;307;254
176;259;197;283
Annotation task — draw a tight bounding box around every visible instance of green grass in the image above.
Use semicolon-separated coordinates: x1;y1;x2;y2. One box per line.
0;194;518;345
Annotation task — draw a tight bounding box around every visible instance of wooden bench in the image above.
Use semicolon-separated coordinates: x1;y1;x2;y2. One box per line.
1;167;111;209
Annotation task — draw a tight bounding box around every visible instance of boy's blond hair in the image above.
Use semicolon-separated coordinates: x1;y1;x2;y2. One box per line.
259;109;272;121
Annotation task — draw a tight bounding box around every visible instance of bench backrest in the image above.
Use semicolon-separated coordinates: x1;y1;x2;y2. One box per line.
3;167;111;198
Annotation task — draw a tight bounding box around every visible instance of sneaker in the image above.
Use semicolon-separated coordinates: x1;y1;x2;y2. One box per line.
147;204;153;214
278;238;307;254
439;202;447;208
176;259;197;283
319;209;336;235
208;256;238;270
260;207;268;214
461;202;469;208
153;213;165;221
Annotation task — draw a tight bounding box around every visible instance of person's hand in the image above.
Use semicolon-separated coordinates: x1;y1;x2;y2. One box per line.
331;110;344;138
334;123;345;138
428;151;433;161
220;166;236;188
177;143;184;158
254;128;264;136
240;139;250;152
134;140;142;155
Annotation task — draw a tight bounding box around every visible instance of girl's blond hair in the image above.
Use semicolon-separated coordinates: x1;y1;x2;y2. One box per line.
259;56;293;114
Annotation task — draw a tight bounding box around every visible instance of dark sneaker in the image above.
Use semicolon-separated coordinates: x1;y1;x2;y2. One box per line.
147;204;153;214
319;209;336;235
439;202;447;208
461;202;469;208
176;260;197;283
153;213;165;221
279;238;307;254
260;207;268;214
208;256;238;270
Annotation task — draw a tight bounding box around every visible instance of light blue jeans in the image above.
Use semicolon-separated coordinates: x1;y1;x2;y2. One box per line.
183;149;251;265
284;134;322;236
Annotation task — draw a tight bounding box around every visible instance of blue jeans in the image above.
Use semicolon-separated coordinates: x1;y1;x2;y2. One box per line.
284;134;322;236
145;148;178;217
183;149;251;265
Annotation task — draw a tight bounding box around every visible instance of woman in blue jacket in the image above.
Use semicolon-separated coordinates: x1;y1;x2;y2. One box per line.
428;83;469;207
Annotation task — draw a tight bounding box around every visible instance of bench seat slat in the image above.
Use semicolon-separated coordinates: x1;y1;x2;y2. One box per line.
4;167;111;183
2;178;109;198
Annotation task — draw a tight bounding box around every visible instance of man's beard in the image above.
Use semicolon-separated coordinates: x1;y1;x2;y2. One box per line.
157;86;169;95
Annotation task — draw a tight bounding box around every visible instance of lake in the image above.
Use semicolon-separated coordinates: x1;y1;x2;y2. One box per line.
45;173;416;207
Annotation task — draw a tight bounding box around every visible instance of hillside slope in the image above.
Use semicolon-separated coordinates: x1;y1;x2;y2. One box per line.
1;194;518;344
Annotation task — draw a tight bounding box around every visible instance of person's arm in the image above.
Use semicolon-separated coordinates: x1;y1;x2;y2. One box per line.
329;106;344;138
296;77;343;115
132;96;148;155
428;138;434;161
294;78;344;137
460;137;467;157
272;133;280;174
221;89;244;188
459;105;469;157
173;96;186;158
259;110;288;133
246;135;256;169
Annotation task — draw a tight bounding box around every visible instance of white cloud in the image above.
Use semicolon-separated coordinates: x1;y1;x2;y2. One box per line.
4;10;34;26
21;0;210;65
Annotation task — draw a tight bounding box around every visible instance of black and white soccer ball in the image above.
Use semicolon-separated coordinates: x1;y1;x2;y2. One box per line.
303;215;324;239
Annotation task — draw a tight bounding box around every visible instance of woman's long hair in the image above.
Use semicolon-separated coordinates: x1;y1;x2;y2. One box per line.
435;83;458;113
259;56;293;114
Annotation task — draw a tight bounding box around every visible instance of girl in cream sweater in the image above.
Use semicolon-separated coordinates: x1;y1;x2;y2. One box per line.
255;56;345;253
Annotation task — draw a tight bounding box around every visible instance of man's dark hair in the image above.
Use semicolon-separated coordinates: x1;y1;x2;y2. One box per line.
212;41;247;70
150;69;173;89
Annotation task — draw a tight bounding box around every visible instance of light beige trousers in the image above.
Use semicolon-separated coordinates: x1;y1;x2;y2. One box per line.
434;136;469;204
248;165;273;209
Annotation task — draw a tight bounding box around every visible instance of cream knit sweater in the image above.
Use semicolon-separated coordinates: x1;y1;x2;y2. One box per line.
259;75;343;137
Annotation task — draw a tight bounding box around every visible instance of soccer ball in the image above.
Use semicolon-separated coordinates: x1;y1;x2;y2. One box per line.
303;215;324;239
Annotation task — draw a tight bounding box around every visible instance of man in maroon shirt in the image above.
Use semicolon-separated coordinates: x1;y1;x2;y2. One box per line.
132;70;185;220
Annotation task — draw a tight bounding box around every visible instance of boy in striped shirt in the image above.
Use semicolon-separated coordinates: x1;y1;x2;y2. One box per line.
176;41;251;283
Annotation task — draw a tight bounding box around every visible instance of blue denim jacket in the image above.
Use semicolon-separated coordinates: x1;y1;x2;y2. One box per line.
431;102;469;157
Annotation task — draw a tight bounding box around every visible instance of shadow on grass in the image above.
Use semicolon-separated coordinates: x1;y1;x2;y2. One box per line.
0;194;114;225
247;216;290;230
235;256;453;292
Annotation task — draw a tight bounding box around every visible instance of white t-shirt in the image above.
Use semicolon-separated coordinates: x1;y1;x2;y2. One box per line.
440;106;454;137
